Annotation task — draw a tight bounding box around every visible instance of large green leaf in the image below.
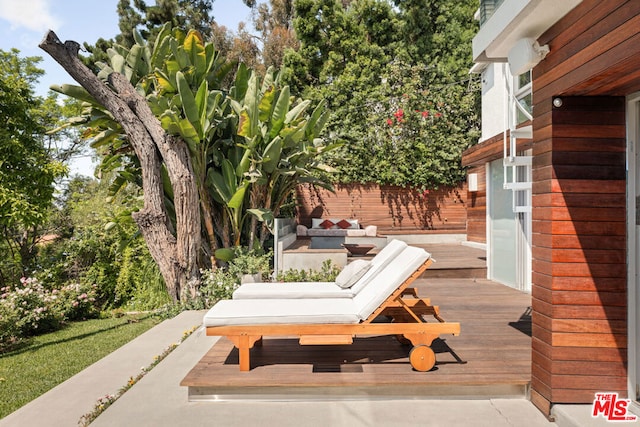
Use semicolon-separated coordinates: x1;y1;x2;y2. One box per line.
221;158;236;196
306;99;327;138
261;136;282;174
195;79;208;119
258;85;276;123
285;99;310;124
228;181;249;209
184;30;206;77
50;84;100;106
176;71;202;137
269;85;290;138
244;72;259;137
231;63;250;101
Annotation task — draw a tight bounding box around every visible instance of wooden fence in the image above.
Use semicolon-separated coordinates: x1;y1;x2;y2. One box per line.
295;183;467;232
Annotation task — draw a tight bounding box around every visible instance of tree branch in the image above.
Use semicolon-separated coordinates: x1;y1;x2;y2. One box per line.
40;30;201;299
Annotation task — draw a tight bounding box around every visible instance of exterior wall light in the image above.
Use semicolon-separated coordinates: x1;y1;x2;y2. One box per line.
553;98;563;108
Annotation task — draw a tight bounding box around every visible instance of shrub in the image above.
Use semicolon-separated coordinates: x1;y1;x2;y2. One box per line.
196;268;241;308
0;277;102;351
0;300;21;351
52;283;99;321
169;247;274;312
275;260;341;282
3;277;64;336
226;247;272;281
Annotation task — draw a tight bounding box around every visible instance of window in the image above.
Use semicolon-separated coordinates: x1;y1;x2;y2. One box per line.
479;0;506;26
514;70;532;124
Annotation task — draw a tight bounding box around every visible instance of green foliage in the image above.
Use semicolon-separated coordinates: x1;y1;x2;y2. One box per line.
195;268;241;308
0;50;66;229
0;278;101;351
174;246;273;310
117;243;172;311
275;259;340;282
55;23;335;260
226;247;272;280
0;49;68;286
283;0;480;189
36;176;147;310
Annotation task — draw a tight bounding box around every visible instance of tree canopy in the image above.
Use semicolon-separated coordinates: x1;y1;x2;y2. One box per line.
43;24;335;300
0;49;68;284
282;0;480;189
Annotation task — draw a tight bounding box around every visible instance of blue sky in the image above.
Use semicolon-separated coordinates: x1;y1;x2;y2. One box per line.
0;0;253;175
0;0;253;95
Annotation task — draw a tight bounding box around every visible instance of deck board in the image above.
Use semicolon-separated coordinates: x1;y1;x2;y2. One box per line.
182;277;532;400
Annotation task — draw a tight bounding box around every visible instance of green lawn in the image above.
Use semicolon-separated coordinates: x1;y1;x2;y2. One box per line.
0;315;160;419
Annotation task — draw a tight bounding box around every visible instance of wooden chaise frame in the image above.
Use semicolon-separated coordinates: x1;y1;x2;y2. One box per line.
205;258;460;372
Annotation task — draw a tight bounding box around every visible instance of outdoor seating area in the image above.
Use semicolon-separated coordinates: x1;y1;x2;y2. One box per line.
181;273;532;402
202;242;460;373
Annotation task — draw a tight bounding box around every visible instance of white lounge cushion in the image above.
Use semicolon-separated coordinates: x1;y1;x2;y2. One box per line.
349;239;407;294
232;282;351;299
335;259;371;289
203;298;360;326
231;239;408;300
352;246;430;320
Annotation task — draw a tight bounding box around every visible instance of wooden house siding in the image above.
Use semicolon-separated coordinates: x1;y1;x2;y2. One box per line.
461;126;532;244
295;183;467;232
528;0;639;412
465;165;486;243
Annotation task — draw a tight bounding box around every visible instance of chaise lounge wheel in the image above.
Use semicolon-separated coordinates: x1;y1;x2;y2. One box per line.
409;345;436;372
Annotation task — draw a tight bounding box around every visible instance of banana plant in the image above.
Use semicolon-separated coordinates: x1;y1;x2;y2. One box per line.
51;24;236;264
207;158;249;247
229;67;341;245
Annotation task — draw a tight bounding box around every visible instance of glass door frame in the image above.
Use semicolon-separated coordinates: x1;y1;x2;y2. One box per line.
627;91;640;405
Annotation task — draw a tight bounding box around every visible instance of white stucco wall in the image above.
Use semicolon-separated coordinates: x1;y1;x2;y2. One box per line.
480;63;508;141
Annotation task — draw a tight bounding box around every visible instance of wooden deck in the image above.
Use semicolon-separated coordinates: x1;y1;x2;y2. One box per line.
182;276;532;401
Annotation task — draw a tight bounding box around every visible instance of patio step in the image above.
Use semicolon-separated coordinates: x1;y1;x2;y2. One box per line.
414;243;487;280
186;381;530;402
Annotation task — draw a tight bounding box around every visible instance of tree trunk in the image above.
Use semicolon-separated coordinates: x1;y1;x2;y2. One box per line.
40;31;201;301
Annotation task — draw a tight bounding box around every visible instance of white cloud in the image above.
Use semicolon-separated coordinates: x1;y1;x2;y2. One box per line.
0;0;60;32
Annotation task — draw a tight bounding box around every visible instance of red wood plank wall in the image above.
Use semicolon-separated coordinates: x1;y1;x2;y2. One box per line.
466;166;486;243
295;183;467;232
530;96;627;411
529;0;638;413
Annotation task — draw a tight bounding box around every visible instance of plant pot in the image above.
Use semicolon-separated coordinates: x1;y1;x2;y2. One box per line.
342;243;375;256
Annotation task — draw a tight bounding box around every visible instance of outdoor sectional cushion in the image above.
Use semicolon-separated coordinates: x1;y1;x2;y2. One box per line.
203;298;360;326
299;225;376;237
231;239;408;300
311;218;359;230
334;259;371;289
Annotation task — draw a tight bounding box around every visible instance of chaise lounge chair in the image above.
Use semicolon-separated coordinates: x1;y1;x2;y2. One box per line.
232;239;409;299
203;245;460;372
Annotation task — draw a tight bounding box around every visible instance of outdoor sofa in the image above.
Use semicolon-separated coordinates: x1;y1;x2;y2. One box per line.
296;218;377;238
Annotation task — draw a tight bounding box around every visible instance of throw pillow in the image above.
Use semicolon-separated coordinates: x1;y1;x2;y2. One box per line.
319;219;335;229
335;259;372;289
336;219;352;229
